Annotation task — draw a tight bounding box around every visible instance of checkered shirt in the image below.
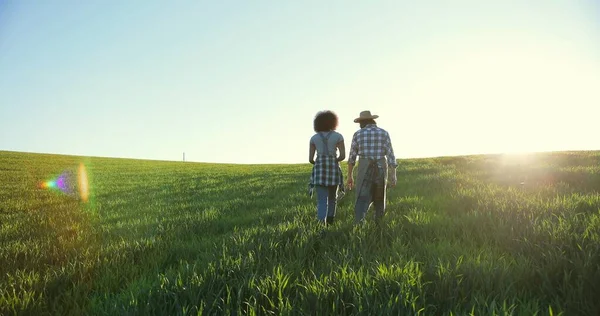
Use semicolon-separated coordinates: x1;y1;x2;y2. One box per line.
348;124;398;168
310;155;343;186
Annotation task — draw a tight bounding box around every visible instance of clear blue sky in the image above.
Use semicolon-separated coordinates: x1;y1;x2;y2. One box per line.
1;0;599;164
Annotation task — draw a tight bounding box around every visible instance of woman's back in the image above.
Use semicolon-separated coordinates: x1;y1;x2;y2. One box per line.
310;131;344;156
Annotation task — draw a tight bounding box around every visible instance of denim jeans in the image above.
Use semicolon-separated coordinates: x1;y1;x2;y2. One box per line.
316;185;337;221
354;183;385;224
354;158;387;224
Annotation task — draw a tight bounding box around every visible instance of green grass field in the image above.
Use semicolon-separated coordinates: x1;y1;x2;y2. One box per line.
1;150;599;315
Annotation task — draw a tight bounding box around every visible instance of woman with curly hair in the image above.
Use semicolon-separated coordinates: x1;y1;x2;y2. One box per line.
309;110;346;226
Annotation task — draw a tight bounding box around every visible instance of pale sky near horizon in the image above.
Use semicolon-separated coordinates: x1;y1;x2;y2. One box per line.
1;1;599;164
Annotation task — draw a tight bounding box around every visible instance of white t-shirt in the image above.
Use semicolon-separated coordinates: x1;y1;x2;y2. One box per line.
310;131;344;156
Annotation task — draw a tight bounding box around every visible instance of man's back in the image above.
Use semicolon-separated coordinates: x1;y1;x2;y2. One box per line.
348;124;397;168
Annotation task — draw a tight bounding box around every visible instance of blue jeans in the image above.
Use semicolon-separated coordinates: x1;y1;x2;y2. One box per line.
355;184;385;224
316;185;337;221
354;159;387;224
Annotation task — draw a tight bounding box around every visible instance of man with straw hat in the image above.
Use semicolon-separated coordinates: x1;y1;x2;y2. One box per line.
346;110;397;224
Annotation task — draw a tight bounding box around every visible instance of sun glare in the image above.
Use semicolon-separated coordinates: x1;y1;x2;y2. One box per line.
401;36;598;157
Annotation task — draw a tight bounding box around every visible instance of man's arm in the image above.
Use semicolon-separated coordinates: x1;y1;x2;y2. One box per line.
385;132;397;187
347;163;355;190
346;133;359;190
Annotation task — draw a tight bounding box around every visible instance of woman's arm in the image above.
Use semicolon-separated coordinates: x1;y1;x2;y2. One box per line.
336;140;346;162
309;143;316;164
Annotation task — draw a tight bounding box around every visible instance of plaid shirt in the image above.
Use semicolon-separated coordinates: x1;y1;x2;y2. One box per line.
310;156;343;186
348;124;398;168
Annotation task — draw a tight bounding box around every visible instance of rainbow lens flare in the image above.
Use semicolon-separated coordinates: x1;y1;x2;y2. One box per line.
42;181;54;189
78;163;89;202
40;163;90;202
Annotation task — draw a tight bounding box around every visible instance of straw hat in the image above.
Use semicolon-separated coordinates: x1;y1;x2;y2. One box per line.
353;110;379;123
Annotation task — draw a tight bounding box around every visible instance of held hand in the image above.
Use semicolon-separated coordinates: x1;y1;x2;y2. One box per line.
346;178;354;191
388;174;397;188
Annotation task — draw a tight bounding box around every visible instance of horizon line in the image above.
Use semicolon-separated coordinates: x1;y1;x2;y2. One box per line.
1;149;598;165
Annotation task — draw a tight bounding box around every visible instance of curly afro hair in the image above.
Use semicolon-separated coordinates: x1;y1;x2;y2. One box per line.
313;111;339;132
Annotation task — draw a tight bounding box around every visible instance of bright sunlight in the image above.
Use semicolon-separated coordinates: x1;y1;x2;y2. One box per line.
396;33;599;158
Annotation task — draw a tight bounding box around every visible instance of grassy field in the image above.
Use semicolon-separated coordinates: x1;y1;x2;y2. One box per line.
1;150;599;315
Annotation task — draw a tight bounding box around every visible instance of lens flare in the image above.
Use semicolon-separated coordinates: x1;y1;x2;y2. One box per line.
44;181;56;189
56;176;66;190
39;163;90;203
78;163;89;202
